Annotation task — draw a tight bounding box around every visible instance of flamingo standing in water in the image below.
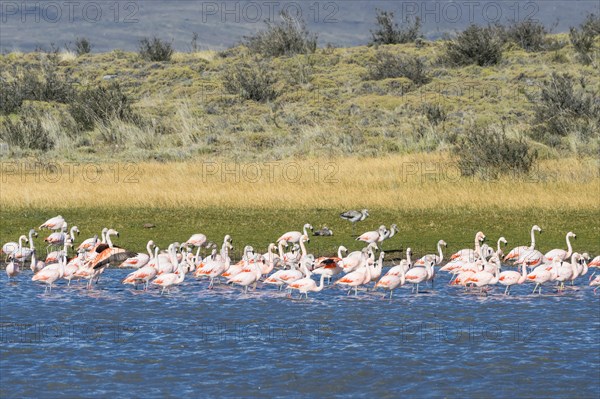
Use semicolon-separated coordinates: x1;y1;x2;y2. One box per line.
313;246;346;284
464;253;500;295
543;232;576;263
504;225;542;261
152;255;186;295
123;247;159;290
335;250;371;295
6;258;20;279
526;258;558;294
376;253;406;299
415;240;447;266
356;225;388;248
554;253;582;291
450;231;486;262
32;254;66;293
277;224;314;244
119;240;154;268
383;248;412;278
195;241;233;288
498;263;527;295
405;260;434;295
340;209;369;235
287;273;326;299
227;256;263;293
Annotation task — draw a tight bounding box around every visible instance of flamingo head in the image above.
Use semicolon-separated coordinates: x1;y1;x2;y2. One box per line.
439;240;447;247
476;231;486;242
533;225;542;233
568;231;576;239
498;237;508;246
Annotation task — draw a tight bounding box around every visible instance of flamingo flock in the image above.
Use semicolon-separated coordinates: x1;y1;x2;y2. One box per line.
3;217;600;298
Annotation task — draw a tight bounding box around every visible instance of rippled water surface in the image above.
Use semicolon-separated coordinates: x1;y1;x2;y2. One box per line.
1;269;599;398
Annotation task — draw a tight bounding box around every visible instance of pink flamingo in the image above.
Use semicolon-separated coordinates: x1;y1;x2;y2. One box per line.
277;224;313;244
450;231;486;261
405;260;434;295
588;256;600;268
152;256;186;295
32;254;66;293
526;259;558;294
39;215;66;231
414;240;447;266
335;250;371;295
123;247;160;290
376;255;406;299
227;256;263;293
498;263;527;295
119;240;154;268
287;273;326;299
543;232;576;263
356;225;387;246
383;248;412;278
504;225;542;261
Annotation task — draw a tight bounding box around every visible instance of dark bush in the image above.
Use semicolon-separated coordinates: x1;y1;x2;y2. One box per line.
419;103;447;125
370;9;422;45
456;125;538;178
444;25;503;66
366;51;430;85
0;65;75;115
138;37;174;61
69;82;136;131
570;14;599;64
223;60;279;102
0;111;54;151
74;37;92;55
243;11;317;57
528;72;599;146
505;19;547;51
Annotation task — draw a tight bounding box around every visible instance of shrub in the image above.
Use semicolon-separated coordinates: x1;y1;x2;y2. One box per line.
243;11;317;57
138;37;174;61
69;82;136;131
0;112;54;151
370;9;422;45
223;60;279;102
456;125;538;178
365;51;430;85
444;25;503;66
0;64;75;115
570;14;599;64
505;19;547;52
528;72;599;146
74;37;92;55
419;103;447;125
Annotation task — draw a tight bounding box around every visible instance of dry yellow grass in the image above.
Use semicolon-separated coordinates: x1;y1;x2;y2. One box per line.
1;155;598;210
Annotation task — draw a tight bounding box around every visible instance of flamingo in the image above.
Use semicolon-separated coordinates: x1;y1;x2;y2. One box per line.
6;258;20;279
415;240;447;266
356;225;387;247
63;252;86;286
313;246;346;284
369;251;386;284
405;260;434;295
464;254;500;295
77;233;100;253
515;248;544;268
590;274;600;294
543;232;576;263
39;215;66;231
87;229;136;272
227;256;263;293
384;248;412;278
185;233;208;248
555;253;581;291
504;225;542;261
287;273;326;299
264;257;311;289
195;241;233;288
526;258;558;294
340;243;377;272
498;263;527;295
589;256;600;268
4;234;28;260
335;250;371;295
450;231;486;261
376;253;406;299
277;223;313;244
32;254;66;293
221;245;254;279
340;209;369;235
11;229;38;267
152;256;186;295
119;240;154;268
123;247;159;290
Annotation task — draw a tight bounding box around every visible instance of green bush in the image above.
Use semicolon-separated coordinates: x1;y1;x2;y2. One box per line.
370;9;422;45
456;125;538;178
0;64;75;115
69;82;136;131
74;37;92;55
243;11;317;57
138;37;174;61
223;60;279;102
528;72;599;147
365;51;430;85
505;19;548;52
444;25;503;66
0;111;54;151
570;14;599;64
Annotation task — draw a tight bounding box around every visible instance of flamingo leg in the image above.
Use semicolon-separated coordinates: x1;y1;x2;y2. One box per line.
415;284;419;295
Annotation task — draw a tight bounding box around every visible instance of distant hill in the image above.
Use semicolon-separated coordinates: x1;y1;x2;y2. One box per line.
1;0;598;52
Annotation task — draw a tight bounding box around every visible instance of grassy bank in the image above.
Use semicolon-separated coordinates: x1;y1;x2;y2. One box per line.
1;206;598;261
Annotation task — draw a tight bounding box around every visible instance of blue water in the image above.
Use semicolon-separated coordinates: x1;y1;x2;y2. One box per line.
1;268;599;398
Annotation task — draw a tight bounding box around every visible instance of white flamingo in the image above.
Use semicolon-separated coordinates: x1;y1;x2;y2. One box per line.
504;225;542;261
277;224;313;244
543;232;576;263
32;254;66;293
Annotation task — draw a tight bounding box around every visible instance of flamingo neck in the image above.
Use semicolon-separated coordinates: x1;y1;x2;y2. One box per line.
565;234;573;258
106;233;114;248
28;231;36;249
529;227;536;250
146;241;153;257
437;242;443;262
